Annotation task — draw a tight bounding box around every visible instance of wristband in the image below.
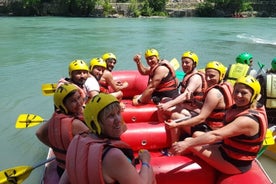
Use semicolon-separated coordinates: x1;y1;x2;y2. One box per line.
142;162;150;168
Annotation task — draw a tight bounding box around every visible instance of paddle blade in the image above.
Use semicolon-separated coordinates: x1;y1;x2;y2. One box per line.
41;83;57;96
262;129;275;146
0;166;32;184
15;114;45;129
170;58;180;71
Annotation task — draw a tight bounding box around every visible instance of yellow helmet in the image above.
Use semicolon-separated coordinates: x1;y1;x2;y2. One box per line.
89;57;107;70
235;75;261;103
84;93;119;135
205;61;227;81
68;59;89;76
102;53;117;62
54;83;78;114
145;48;159;59
182;51;199;65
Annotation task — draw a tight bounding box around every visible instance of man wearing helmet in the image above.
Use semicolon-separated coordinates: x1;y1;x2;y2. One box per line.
170;75;267;175
225;52;257;85
157;51;207;122
58;59;90;104
100;52;128;101
165;61;233;142
59;94;156;184
84;57;106;100
257;57;276;125
36;83;90;178
132;48;179;105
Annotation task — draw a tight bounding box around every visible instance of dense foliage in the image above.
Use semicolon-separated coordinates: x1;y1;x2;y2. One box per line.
0;0;274;17
196;0;254;17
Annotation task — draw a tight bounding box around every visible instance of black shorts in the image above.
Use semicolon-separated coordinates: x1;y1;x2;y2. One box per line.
219;146;252;173
191;123;212;134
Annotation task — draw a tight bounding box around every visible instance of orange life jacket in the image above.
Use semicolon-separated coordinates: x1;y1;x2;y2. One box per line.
180;70;207;107
149;60;178;92
48;112;84;169
205;81;234;129
66;134;134;184
222;104;267;161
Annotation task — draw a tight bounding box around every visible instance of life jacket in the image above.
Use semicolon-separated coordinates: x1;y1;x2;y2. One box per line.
99;80;110;94
48;112;84;169
180;70;207;107
222;104;267;161
149;60;178;92
66;134;134;184
205;81;234;129
225;63;250;86
264;73;276;108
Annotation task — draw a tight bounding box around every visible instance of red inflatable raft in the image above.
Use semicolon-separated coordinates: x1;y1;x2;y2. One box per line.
41;70;273;184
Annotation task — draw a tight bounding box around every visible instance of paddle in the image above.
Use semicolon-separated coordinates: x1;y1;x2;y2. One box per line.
15;114;46;129
256;61;265;75
41;83;57;96
170;58;180;71
257;125;276;158
0;157;55;184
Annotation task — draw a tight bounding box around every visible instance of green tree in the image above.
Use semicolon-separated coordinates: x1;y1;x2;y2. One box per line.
128;0;141;17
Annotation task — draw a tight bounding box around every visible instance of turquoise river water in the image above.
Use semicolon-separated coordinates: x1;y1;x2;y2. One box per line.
0;17;275;183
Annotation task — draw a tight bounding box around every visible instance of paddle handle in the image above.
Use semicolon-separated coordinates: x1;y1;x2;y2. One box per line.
33;157;55;170
174;117;190;123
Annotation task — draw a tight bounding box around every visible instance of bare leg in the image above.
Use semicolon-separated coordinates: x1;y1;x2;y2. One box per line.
190;144;242;174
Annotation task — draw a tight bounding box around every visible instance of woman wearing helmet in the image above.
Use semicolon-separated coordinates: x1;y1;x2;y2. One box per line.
132;48;178;105
170;75;267;175
36;83;90;178
100;52;128;101
84;57;106;100
157;51;207;122
59;93;156;184
165;61;233;140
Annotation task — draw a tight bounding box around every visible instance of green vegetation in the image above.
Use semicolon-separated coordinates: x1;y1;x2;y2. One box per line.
0;0;274;17
196;0;254;17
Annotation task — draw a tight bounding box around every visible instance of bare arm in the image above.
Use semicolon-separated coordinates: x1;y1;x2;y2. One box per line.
166;88;222;128
172;115;259;154
104;71;128;91
160;74;202;110
36;121;51;147
72;119;90;136
139;65;168;103
102;148;155;184
133;54;151;75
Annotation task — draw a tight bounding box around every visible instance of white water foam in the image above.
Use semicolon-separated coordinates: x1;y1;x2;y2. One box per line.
237;33;276;46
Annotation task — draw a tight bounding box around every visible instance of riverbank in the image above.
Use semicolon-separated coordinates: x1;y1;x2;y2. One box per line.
0;0;275;17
